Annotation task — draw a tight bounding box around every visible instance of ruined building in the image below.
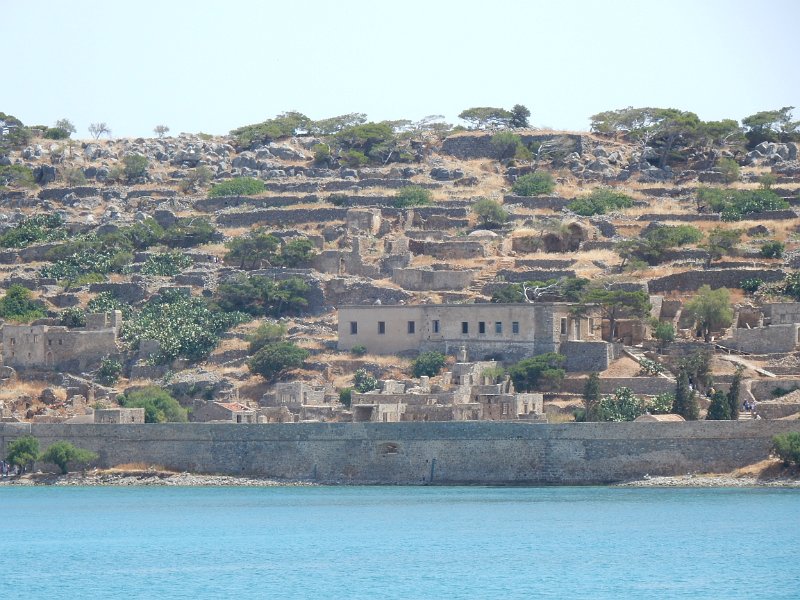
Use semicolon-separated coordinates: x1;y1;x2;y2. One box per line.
1;311;122;371
337;303;613;370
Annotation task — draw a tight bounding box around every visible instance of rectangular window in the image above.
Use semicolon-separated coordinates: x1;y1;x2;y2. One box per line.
560;318;568;335
350;321;358;335
512;321;520;335
588;318;594;334
495;321;503;334
48;339;52;346
432;319;440;334
502;403;509;415
461;322;469;334
479;321;486;334
9;338;15;345
378;321;386;335
408;321;415;334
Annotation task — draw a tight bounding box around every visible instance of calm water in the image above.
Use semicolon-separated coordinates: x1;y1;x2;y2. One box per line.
0;486;797;599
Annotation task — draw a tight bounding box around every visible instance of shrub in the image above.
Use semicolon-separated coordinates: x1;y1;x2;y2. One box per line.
208;177;265;198
0;284;46;322
123;154;148;180
596;387;646;422
161;217;216;248
224;228;280;269
508;353;565;392
88;291;133;320
773;432;800;466
472;198;508;228
0;164;36;188
96;357;122;386
179;166;213;193
121;289;247;364
39;441;97;474
339;387;352;407
312;143;332;166
121;387;188;423
568;188;634;216
638;358;665;376
394;185;432;208
511;172;555;196
353;368;378;392
276;237;317;267
716;157;740;183
39;238;133;281
0;214;66;248
215;275;312;317
343;149;368;168
411;351;447;378
43;127;71;140
350;344;367;356
247;341;309;380
652;321;675;351
141;252;193;276
247;321;287;354
490;131;523;160
697;187;788;221
706;390;732;420
760;240;784;259
649;393;675;415
59;306;87;328
63;166;87;186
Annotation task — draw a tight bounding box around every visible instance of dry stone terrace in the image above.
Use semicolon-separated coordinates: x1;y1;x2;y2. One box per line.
0;125;799;427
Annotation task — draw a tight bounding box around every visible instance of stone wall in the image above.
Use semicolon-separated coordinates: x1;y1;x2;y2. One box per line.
1;420;797;484
647;269;785;293
392;268;476;291
442;133;585;160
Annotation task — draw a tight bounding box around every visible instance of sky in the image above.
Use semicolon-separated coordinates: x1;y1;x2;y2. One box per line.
2;0;799;139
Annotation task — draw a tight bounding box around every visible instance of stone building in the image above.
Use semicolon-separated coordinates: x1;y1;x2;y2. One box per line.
192;401;257;423
724;302;800;354
94;407;146;424
337;303;611;370
1;311;122;371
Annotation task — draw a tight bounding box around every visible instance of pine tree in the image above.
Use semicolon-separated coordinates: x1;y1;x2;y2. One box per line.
727;368;742;420
672;368;699;420
706;390;731;420
583;372;601;421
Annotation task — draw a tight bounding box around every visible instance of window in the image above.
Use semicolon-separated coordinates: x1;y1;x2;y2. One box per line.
502;403;509;415
432;319;440;334
495;321;503;334
48;340;52;346
461;322;469;334
9;338;14;346
512;321;520;335
479;321;486;334
59;339;63;345
560;318;567;335
588;318;594;334
350;321;358;335
378;321;386;335
407;321;415;334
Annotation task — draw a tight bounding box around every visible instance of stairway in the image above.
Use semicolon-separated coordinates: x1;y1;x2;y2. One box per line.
467;257;515;298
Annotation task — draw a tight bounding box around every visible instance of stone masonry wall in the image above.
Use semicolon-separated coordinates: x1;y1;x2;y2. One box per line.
647;270;785;293
1;421;796;485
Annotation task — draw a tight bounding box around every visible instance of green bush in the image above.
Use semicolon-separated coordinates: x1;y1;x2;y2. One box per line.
161;217;216;248
472;198;508;228
649;393;675;415
697;187;789;221
63;166;87;186
121;387;188;423
0;284;46;322
412;351;447;378
490;131;524;161
276;237;317;267
88;291;133;320
706;390;732;420
59;306;87;328
96;357;123;386
43;127;71;140
568;188;634;216
353;368;379;392
773;432;800;466
123;154;148;180
394;186;432;208
716;157;740;183
596;387;646;422
343;149;369;168
121;289;248;364
247;321;287;354
208;177;266;198
180;166;213;193
215;275;312;317
0;214;66;248
39;238;133;282
0;164;36;188
511;172;555;196
39;441;97;474
247;341;309;380
312;143;332;166
230;112;311;147
508;353;565;391
339;387;352;407
350;344;367;356
224;228;279;269
760;240;784;259
141;252;194;276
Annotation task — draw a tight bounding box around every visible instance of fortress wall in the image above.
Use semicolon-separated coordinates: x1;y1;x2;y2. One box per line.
1;421;797;485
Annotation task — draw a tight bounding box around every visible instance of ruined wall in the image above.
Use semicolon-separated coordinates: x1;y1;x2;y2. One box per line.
1;421;797;485
647;270;785;293
392;268;476;291
729;324;799;354
558;377;675;396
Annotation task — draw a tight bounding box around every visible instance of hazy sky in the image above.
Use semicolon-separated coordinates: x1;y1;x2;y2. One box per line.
3;0;799;139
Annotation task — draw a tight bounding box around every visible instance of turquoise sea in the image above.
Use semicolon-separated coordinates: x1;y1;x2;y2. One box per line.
0;486;797;599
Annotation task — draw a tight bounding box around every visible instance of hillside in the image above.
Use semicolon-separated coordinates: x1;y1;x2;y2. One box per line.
1;117;799;424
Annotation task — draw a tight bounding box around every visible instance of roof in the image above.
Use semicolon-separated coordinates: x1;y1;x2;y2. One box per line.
215;402;254;413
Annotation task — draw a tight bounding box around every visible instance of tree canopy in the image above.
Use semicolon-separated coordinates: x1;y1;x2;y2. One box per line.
684;285;733;342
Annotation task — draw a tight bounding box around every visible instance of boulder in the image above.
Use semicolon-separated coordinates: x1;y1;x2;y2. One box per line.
267;144;307;161
34;165;57;185
40;388;59;405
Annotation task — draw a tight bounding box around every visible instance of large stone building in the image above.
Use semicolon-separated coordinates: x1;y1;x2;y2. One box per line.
337;303;612;370
2;311;122;371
